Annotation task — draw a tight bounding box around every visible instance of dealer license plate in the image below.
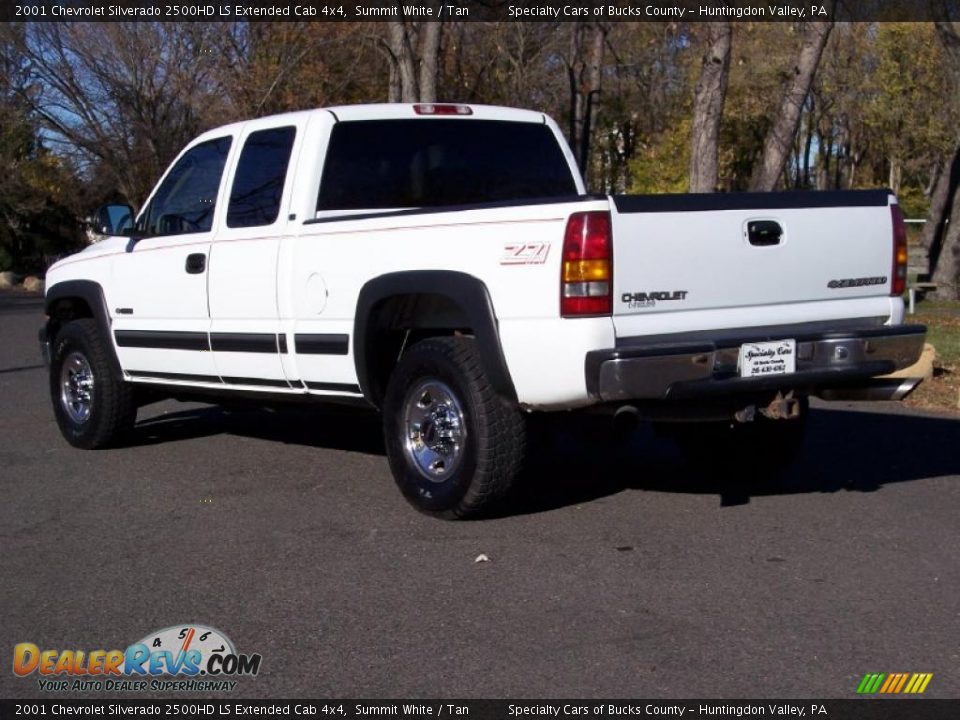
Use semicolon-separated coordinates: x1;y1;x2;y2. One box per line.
738;339;796;378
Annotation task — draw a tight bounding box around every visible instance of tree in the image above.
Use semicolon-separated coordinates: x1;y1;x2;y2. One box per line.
13;22;242;205
688;22;731;193
0;25;84;273
221;23;374;116
749;21;833;191
565;22;607;182
924;21;960;299
383;19;444;102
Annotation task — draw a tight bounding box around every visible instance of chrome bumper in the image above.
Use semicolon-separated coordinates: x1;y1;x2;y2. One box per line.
586;323;926;402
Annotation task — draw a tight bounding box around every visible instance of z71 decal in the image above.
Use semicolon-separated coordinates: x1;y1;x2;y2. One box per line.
500;242;550;265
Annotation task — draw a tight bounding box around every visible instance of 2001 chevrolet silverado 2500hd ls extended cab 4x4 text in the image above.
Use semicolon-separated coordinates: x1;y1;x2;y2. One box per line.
42;103;925;518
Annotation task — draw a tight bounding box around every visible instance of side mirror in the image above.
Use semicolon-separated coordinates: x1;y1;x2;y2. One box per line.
93;203;136;236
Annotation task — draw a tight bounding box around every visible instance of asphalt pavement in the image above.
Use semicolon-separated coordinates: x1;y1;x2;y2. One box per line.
1;290;958;699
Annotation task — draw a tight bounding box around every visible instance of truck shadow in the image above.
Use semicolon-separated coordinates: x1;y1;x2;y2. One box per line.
132;402;386;456
129;402;960;516
511;406;960;515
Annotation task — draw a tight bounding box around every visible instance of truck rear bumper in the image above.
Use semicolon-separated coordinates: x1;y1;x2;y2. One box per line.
585;322;926;403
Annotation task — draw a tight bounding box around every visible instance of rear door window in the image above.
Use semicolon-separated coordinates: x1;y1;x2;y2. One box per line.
227;126;297;228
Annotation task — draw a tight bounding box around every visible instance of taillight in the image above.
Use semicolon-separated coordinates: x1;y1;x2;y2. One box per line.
891;204;908;296
560;211;612;317
413;104;472;116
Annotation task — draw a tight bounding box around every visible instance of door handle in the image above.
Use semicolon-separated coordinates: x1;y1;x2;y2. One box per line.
185;253;206;274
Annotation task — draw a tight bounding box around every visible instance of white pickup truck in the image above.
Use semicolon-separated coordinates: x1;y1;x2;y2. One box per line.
42;103;925;517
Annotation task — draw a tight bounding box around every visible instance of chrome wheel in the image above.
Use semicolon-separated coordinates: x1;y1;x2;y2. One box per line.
59;351;94;425
402;379;467;482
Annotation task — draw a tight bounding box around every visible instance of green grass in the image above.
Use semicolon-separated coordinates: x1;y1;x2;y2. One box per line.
906;299;959;412
912;299;960;366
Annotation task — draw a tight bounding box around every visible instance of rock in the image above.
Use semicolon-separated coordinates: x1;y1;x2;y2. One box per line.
0;271;16;289
883;343;936;381
21;276;44;293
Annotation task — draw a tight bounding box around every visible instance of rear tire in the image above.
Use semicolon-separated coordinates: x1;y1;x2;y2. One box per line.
382;337;525;519
50;319;136;449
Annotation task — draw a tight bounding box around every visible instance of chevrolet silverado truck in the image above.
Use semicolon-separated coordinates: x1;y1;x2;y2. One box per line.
42;103;926;517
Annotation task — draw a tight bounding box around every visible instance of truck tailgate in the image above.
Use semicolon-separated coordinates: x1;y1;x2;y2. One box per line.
610;190;896;337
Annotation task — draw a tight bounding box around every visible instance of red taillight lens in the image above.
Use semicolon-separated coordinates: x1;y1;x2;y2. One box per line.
560;211;612;317
891;204;908;296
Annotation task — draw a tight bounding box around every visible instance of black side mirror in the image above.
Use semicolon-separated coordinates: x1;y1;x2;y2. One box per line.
93;203;136;236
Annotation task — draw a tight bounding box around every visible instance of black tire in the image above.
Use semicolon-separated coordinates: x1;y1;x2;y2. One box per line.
669;398;808;477
50;318;136;449
382;336;525;519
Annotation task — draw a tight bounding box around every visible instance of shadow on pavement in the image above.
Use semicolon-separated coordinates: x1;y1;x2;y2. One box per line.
127;402;960;516
511;407;960;515
132;403;385;456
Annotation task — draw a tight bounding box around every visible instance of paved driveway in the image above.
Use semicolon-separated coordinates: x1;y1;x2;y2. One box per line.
1;292;958;699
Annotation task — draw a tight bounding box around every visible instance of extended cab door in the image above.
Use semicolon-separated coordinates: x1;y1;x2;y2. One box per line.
207;121;303;389
110;135;234;382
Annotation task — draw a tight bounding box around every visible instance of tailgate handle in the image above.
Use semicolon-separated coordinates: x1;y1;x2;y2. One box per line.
747;220;783;246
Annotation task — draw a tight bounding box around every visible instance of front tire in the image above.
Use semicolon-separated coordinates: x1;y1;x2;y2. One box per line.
382;337;525;519
50;319;136;449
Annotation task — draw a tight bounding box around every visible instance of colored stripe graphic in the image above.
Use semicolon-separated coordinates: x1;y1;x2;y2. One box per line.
893;673;909;693
905;673;934;694
857;672;932;694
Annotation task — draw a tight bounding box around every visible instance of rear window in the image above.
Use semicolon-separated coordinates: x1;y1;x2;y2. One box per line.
316;119;577;211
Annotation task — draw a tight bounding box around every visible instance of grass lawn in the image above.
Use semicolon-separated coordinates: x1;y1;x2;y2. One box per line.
903;298;960;413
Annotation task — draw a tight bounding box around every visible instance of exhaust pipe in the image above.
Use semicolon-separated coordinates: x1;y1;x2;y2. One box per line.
816;378;922;402
612;405;640;433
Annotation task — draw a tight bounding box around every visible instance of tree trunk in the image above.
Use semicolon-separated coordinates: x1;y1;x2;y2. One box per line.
923;144;960;297
802;114;814;189
418;22;442;103
387;59;401;103
815;129;832;189
749;21;833;191
688;22;732;193
921;147;958;255
385;20;443;103
386;20;418;102
888;157;902;196
567;24;585;172
927;22;960;297
566;22;605;183
579;23;605;180
933;199;960;298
